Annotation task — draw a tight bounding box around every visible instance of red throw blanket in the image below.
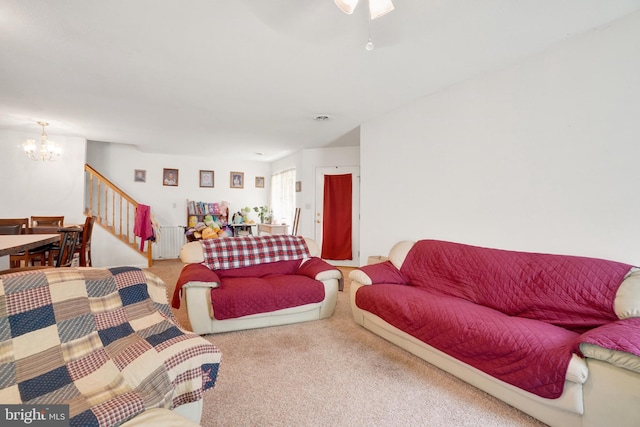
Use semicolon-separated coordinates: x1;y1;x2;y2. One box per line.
355;240;634;399
201;235;310;270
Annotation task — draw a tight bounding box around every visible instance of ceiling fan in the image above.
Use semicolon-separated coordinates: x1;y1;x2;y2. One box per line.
334;0;395;20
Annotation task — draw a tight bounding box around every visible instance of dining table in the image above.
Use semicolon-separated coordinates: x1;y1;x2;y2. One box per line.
0;234;60;270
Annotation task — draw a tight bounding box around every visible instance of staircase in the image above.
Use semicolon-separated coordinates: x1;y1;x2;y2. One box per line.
84;164;153;267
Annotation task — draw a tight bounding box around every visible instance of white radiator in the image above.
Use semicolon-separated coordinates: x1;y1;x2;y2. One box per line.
152;226;185;259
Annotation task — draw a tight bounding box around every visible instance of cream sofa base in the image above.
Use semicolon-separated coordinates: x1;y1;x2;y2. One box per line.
172;400;203;423
121;408;200;427
185;277;340;334
350;280;640;427
118;395;203;426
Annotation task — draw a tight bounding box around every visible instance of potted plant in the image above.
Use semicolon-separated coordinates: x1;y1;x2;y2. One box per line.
253;206;272;223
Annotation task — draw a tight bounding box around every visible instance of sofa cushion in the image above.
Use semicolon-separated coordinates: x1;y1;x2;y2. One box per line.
401;240;633;332
218;259;302;278
355;283;579;399
211;275;325;320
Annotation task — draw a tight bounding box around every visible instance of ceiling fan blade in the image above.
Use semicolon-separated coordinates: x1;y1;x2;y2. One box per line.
335;0;359;15
369;0;394;20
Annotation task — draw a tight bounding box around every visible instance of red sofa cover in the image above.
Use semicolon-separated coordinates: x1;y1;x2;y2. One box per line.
354;240;635;399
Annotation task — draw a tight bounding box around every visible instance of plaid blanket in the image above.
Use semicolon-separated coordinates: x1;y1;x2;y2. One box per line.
201;235;310;270
0;267;221;427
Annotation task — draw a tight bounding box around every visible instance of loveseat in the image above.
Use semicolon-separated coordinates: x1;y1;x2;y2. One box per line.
0;266;222;427
173;235;342;335
350;239;640;427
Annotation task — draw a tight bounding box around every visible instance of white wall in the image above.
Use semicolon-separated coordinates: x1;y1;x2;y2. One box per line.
0;129;86;223
274;146;360;242
300;146;360;240
87;141;272;227
361;11;640;265
271;145;361;266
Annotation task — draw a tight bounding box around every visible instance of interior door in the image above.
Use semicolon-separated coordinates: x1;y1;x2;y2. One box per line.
314;166;360;267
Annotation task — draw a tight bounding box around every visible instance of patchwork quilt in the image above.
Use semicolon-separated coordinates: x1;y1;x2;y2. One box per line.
0;267;221;427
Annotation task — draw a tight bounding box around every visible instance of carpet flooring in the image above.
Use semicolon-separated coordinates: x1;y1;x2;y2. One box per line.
147;259;547;427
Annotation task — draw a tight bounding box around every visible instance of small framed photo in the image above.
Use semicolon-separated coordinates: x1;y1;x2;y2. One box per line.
163;168;179;186
200;170;214;188
255;176;265;188
134;169;146;183
295;181;302;192
230;172;244;189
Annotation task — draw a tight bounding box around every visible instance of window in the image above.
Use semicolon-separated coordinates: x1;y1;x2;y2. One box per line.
270;168;296;228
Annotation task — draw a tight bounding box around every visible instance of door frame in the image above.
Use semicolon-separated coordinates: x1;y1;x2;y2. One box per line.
314;166;360;267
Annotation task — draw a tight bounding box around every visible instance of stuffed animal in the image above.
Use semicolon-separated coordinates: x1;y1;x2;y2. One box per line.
232;212;244;224
201;227;217;239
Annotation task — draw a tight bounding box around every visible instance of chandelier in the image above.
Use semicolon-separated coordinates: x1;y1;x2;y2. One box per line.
334;0;395;20
23;121;61;162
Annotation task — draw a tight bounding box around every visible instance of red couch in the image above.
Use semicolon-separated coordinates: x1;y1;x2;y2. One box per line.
350;239;640;427
173;235;341;334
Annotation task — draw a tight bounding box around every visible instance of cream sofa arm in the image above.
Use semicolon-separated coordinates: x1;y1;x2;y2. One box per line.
182;281;220;289
315;269;342;282
580;343;640;374
181;241;205;263
349;269;372;285
388;240;416;269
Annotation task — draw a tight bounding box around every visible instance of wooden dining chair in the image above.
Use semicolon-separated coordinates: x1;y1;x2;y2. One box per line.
31;216;64;228
0;224;22;235
74;216;96;267
0;218;31;267
0;228;80;274
19;217;64;266
0;218;29;234
291;208;301;236
54;227;81;267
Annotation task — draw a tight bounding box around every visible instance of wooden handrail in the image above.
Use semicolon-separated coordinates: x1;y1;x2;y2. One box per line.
84;164;153;267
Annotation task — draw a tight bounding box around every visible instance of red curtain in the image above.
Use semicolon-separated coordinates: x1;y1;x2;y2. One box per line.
321;174;352;260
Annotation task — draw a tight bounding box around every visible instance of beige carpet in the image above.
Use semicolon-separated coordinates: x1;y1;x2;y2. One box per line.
148;260;547;427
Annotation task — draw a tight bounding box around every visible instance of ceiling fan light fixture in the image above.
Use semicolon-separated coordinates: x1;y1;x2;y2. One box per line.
334;0;359;15
369;0;394;19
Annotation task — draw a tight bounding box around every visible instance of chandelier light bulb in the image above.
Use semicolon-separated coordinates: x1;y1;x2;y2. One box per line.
365;39;374;51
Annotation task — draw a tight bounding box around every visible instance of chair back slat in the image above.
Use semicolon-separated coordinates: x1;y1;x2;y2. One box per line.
77;216;97;267
0;218;29;234
31;216;64;228
56;227;81;268
0;225;22;235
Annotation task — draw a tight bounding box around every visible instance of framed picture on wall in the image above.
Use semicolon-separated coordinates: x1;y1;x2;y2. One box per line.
230;172;244;189
255;176;265;188
134;169;146;183
163;168;179;186
200;170;214;188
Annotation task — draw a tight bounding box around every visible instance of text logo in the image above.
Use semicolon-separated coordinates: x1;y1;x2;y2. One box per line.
1;405;69;426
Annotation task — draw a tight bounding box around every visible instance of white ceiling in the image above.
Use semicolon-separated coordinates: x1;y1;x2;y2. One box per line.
1;1;640;161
